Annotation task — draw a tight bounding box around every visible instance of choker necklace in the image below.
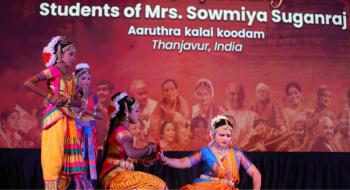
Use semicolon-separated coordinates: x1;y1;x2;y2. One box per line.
214;144;229;154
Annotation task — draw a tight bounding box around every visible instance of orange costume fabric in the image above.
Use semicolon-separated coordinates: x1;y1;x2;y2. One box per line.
181;147;253;190
38;66;84;180
99;124;166;190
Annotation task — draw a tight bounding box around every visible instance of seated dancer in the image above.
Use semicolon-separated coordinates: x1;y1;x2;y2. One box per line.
99;92;167;190
158;115;261;190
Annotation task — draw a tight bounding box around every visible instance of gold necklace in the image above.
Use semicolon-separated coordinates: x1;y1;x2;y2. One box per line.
210;145;233;181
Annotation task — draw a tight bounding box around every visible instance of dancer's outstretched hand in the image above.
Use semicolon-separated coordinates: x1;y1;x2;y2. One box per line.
139;143;158;167
146;143;157;153
157;150;169;165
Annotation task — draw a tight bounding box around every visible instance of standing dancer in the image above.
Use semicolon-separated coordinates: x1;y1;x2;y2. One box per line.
74;63;104;189
25;36;84;190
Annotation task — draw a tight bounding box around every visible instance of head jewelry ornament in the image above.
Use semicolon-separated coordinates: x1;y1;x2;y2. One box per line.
110;92;128;118
75;63;89;70
42;36;61;67
209;115;233;145
75;63;90;78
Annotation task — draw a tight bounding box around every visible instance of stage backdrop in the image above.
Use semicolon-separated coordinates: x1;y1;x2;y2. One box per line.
0;0;349;152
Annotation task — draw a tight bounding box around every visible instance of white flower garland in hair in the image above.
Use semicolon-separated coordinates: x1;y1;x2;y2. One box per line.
75;63;89;70
110;92;128;118
43;36;61;67
209;115;229;145
75;63;90;78
210;115;229;129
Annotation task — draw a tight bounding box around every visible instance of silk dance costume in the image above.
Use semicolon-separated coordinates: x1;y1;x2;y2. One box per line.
99;92;166;190
36;36;85;189
158;115;261;190
99;124;166;189
74;63;100;189
180;115;256;190
182;146;253;190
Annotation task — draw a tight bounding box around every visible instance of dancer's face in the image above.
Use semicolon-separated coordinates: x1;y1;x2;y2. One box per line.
128;103;140;124
61;47;76;68
214;128;232;149
78;72;91;89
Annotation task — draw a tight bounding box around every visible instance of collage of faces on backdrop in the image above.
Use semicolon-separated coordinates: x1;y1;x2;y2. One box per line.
1;76;349;152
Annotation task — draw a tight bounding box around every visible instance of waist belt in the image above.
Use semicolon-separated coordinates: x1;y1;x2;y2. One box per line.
200;174;238;188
